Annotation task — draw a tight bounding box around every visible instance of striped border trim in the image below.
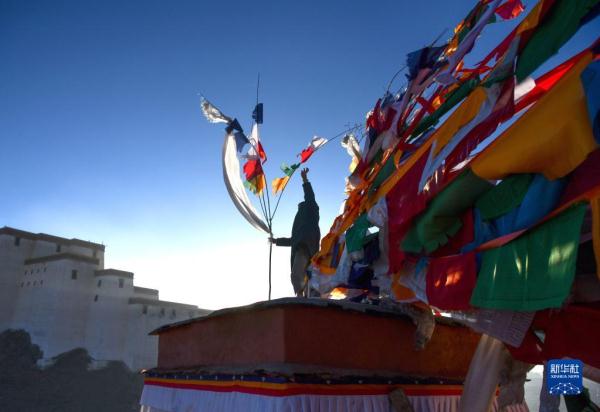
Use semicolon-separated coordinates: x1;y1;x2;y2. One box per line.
144;378;464;397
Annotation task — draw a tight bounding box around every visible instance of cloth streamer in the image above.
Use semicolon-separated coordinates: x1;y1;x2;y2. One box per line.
222;133;269;233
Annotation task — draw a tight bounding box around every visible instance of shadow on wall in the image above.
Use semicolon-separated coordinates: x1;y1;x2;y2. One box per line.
0;329;143;412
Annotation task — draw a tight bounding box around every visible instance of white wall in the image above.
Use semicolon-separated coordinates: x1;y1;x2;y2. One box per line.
11;258;99;359
0;234;34;331
1;229;207;371
85;274;133;364
65;244;105;267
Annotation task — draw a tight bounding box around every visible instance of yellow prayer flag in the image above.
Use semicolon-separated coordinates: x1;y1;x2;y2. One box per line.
471;53;596;180
271;176;290;194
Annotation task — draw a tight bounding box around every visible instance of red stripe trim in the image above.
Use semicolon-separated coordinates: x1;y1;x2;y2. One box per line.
144;379;464;398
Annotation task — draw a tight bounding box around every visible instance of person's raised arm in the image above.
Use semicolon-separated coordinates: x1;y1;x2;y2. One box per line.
269;236;292;247
300;168;315;203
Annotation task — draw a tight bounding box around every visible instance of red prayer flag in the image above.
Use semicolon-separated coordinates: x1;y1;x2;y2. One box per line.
257;141;267;163
495;0;524;20
426;252;477;311
243;159;263;181
560;149;600;206
509;303;600;368
299;136;327;163
537;303;600;369
386;149;431;273
366;99;381;130
300;147;315;163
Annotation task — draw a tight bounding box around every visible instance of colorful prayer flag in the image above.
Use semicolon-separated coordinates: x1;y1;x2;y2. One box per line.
515;0;598;81
300;136;327;163
495;0;525;20
470;204;586;311
245;174;266;195
271;176;290;194
280;162;300;176
243;159;263;181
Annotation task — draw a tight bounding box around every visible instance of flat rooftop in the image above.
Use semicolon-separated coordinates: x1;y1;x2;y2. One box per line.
1;226;105;251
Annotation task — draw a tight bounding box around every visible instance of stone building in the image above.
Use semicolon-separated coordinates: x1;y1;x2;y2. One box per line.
0;226;210;370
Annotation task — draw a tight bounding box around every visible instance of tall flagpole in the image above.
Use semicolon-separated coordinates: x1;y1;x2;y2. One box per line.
256;72;273;301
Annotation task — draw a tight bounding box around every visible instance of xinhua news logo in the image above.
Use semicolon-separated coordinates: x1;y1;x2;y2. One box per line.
547;359;583;396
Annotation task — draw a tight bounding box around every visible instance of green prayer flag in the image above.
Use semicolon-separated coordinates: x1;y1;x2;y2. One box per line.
402;170;493;254
515;0;599;82
281;163;300;177
470;203;586;311
371;155;396;192
475;174;533;221
345;214;372;253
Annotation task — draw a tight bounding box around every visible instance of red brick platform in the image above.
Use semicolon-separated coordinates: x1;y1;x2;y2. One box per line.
151;298;481;380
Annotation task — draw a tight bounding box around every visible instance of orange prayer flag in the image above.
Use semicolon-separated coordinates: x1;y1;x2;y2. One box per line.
271;176;290;194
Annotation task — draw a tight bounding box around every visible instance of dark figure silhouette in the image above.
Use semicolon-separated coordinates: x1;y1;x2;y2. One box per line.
271;168;320;296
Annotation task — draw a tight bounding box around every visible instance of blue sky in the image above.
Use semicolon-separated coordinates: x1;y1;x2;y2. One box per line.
1;0;597;309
